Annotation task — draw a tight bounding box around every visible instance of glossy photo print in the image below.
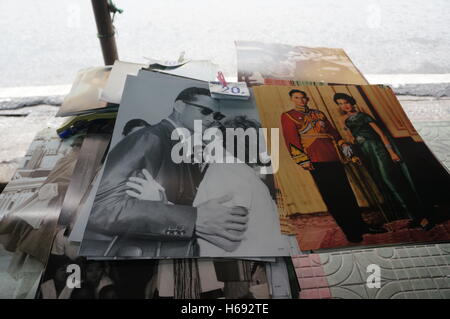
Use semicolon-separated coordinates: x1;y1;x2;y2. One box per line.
39;233;273;300
253;84;450;251
56;66;112;117
0;129;82;298
236;41;368;87
79;70;289;258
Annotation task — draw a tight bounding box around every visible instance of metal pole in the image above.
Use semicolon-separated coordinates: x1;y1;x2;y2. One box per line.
91;0;118;65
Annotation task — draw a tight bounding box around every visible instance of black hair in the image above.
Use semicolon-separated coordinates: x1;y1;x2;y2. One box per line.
333;92;356;105
122;119;150;136
174;87;211;103
288;89;307;98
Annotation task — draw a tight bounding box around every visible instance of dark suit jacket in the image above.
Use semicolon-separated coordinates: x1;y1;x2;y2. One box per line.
86;119;200;257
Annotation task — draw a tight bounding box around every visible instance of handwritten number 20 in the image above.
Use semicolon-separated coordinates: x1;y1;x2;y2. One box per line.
221;86;241;94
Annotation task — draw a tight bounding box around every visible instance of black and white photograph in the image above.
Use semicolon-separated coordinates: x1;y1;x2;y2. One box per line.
39;231;273;299
79;70;289;258
100;60;147;105
39;154;280;300
0;128;83;298
37;229;158;299
57;131;112;229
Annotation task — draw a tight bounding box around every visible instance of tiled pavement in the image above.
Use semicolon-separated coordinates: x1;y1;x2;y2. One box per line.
294;244;450;299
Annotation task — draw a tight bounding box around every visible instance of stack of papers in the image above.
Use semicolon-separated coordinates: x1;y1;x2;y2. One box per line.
1;42;449;300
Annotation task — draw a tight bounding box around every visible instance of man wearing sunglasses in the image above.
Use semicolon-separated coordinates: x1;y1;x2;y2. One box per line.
87;87;249;258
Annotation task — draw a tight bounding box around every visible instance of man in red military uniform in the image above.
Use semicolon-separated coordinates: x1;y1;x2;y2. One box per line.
281;89;385;242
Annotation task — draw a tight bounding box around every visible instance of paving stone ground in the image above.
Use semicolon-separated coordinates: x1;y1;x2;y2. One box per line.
294;244;450;299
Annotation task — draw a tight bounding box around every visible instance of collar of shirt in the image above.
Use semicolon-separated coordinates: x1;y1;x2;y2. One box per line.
294;105;310;113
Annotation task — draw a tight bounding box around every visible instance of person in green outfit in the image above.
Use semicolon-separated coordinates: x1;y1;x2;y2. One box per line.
333;92;434;230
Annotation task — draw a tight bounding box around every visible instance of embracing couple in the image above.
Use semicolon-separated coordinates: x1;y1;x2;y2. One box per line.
87;87;284;258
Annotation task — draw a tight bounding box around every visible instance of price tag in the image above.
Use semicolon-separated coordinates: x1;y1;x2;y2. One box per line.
209;81;250;100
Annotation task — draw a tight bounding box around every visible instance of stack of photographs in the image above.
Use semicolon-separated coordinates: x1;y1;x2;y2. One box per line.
0;128;84;298
1;41;449;300
60;68;299;299
4;56;297;299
